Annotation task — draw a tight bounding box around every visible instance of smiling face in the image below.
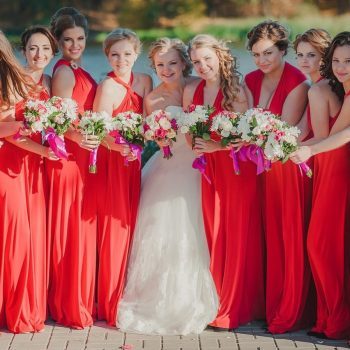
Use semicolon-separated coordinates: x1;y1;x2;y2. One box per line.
59;26;86;61
107;39;138;77
332;45;350;87
296;41;322;77
24;32;54;71
251;38;284;74
153;47;185;84
190;46;220;81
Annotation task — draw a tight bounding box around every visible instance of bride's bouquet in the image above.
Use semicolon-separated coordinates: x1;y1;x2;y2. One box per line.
177;104;213;182
237;108;312;177
78;110;115;173
112;111;144;166
43;96;78;159
143;109;177;159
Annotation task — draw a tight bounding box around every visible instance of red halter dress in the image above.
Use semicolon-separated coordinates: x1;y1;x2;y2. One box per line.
192;79;265;329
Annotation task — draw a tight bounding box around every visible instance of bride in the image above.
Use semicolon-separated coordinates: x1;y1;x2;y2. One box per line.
117;37;219;335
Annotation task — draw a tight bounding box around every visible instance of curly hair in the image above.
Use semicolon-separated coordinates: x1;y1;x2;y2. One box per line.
321;31;350;101
103;28;141;56
247;20;289;56
148;37;192;77
50;7;88;40
0;31;35;110
293;28;331;57
21;25;59;55
188;34;241;111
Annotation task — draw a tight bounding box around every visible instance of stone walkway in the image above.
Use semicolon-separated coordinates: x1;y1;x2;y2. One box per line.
1;321;349;350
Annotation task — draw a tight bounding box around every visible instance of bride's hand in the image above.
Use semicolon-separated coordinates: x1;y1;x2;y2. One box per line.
156;139;173;148
193;138;221;153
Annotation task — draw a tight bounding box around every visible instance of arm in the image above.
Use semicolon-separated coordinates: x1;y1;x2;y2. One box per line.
142;75;153;116
330;95;350;135
0;121;23;138
296;109;310;142
51;66;75;98
242;81;254;109
281;81;309;126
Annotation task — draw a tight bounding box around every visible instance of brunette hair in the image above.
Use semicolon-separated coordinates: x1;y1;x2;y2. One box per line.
148;37;192;77
188;34;241;111
0;31;35;109
103;28;141;56
21;25;59;55
293;28;331;56
321;31;350;101
247;20;289;55
50;7;88;40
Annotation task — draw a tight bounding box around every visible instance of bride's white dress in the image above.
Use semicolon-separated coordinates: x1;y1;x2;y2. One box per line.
117;106;219;335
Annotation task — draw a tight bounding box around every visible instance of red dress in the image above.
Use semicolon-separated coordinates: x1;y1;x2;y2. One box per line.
0;84;48;333
306;103;350;339
245;62;313;333
97;72;142;325
192;79;265;329
46;59;97;329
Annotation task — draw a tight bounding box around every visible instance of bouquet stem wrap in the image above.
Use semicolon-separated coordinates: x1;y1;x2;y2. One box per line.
115;134;142;167
89;147;98;173
192;155;211;184
298;162;313;178
44;127;68;159
162;145;172;159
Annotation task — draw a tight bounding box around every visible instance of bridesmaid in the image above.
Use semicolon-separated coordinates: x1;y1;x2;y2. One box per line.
244;20;310;333
183;34;265;330
0;30;49;333
93;28;152;325
48;7;98;329
294;32;350;339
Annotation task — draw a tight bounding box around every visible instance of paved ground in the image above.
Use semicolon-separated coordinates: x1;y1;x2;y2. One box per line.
0;321;349;350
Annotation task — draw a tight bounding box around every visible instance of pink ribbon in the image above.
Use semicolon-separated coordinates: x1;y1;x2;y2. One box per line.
192;155;211;184
162;145;173;159
13;129;23;140
298;162;313;178
44;127;68;159
89;147;98;173
115;134;142;167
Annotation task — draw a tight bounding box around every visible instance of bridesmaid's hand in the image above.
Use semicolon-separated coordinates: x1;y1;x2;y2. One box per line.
290;146;312;164
194;138;222;154
43;147;59;161
81;134;100;151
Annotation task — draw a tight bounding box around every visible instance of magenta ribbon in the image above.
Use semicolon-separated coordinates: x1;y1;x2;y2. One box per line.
230;145;271;175
89;147;98;173
298;162;313;178
192;155;211;184
44;127;68;159
115;134;142;167
162;145;173;159
13;129;22;140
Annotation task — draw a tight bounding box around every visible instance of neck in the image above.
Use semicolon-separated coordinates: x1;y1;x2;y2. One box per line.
310;71;322;84
205;76;221;89
25;67;44;84
162;77;186;93
113;70;132;83
343;81;350;94
63;56;82;66
265;61;285;82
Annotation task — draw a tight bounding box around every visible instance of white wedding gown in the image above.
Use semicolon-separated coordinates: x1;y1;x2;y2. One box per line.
117;106;219;335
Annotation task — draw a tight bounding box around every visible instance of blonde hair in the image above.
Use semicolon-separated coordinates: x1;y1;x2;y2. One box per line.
103;28;141;56
188;34;241;111
0;31;35;109
148;37;192;77
293;28;331;56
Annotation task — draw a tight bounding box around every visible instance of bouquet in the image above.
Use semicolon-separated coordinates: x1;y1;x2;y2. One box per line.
112;111;144;166
210;111;241;146
78;110;115;173
143;109;178;159
43;96;78;159
177;104;213;182
237;108;312;177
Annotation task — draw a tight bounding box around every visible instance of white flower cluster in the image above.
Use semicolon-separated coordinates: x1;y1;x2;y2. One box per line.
113;111;143;133
210;111;239;138
237;108;300;161
24;99;49;132
79;111;115;139
177;105;209;134
143;110;177;141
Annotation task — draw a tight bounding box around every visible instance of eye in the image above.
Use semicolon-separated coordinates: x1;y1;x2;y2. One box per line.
78;36;85;41
192;60;199;65
307;53;316;58
156;63;164;67
252;53;259;58
296;53;303;58
345;59;350;64
264;51;273;56
332;58;339;63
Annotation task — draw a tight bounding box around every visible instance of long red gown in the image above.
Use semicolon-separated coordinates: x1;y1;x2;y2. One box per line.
46;59;97;329
306;102;350;339
245;62;313;333
0;84;48;333
192;79;265;329
97;72;143;325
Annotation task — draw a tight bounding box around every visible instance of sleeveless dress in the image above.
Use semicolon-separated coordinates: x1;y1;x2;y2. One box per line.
97;71;143;325
0;81;48;333
245;62;313;333
192;80;265;329
306;96;350;339
46;59;97;329
117;106;219;335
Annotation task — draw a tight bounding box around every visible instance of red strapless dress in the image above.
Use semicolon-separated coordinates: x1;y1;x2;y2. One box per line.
246;62;314;333
192;79;265;329
47;59;97;329
97;72;142;325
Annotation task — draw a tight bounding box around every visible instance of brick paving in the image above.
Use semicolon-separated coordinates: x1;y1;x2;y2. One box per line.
1;321;349;350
